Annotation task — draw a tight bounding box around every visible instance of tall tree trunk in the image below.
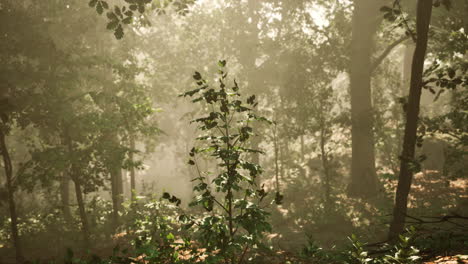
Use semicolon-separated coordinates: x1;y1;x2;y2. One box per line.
60;173;72;223
300;134;305;163
279;139;285;180
240;0;261;186
347;0;383;198
388;0;433;240
129;136;136;202
320;124;331;213
0;127;23;264
64;130;90;247
273;120;281;194
465;0;468;33
108;132;124;231
110;166;123;230
392;43;415;175
72;176;90;247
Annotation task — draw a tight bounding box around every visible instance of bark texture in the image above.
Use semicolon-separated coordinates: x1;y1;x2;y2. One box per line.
60;173;72;222
65;130;90;247
129;136;136;202
110;163;123;230
347;0;383;198
0;126;23;264
388;0;433;240
73;176;90;247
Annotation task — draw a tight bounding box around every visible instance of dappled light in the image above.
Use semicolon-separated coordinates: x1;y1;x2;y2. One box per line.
0;0;467;263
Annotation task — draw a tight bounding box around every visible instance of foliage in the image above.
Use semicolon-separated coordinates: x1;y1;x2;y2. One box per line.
347;227;421;264
118;196;192;264
1;0;467;263
177;61;275;263
298;235;345;263
384;227;421;263
89;0;195;39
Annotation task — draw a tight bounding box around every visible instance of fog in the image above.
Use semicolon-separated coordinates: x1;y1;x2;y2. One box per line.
0;0;467;263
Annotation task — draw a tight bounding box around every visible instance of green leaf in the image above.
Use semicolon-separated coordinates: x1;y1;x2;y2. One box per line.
138;4;145;13
89;0;98;7
122;17;132;25
193;71;202;80
166;232;175;240
379;6;392;12
218;60;227;67
114;24;124;39
274;192;283;205
448;68;455;79
107;11;118;20
189;147;196;157
96;2;104;14
106;20;119;30
124;10;133;16
246;95;256;105
114;6;123;18
101;1;109;9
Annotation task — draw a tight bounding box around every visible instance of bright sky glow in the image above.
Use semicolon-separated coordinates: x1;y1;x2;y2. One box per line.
306;3;329;28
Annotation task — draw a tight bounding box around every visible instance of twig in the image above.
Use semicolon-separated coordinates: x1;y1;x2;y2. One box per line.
238;245;249;264
371;35;410;73
404;213;468;229
394;0;416;42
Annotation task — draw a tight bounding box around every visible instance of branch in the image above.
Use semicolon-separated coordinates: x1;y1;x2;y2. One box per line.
404;213;468;228
238;245;249;264
212;197;229;214
371;35;410;73
395;0;417;42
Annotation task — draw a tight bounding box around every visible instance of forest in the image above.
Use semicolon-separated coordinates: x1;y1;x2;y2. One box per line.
0;0;467;263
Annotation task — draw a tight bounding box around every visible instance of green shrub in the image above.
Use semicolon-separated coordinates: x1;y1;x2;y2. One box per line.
176;60;275;264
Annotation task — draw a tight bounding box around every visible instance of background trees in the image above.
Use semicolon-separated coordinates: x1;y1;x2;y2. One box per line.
0;0;466;263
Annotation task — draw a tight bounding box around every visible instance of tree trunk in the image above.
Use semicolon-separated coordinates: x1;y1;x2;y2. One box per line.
279;139;285;181
129;136;136;202
320;125;331;213
465;0;468;33
110;167;123;230
72;177;90;247
240;0;261;186
300;134;305;163
388;0;433;240
0;127;24;264
391;42;415;175
64;130;90;247
108;132;124;231
347;0;383;198
273;120;281;193
60;172;72;222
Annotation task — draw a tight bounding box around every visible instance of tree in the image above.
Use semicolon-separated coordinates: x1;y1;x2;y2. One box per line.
0;1;159;253
179;61;274;263
346;0;383;198
0;1;59;261
0;121;23;263
388;0;433;239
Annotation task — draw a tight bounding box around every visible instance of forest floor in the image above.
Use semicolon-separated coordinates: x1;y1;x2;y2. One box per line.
409;170;468;211
1;171;467;263
423;255;468;264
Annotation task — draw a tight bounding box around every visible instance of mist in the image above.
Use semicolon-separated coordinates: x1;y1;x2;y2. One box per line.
0;0;467;263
